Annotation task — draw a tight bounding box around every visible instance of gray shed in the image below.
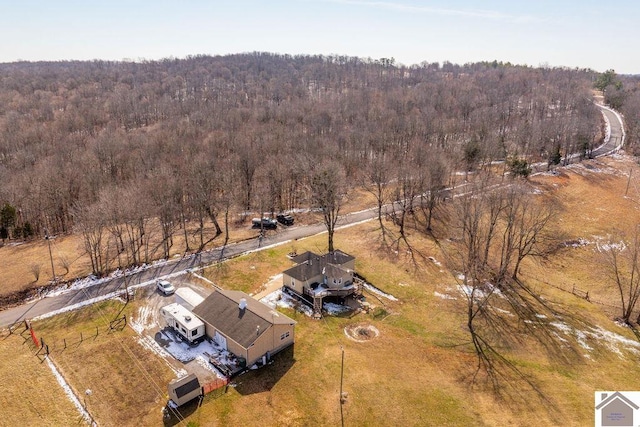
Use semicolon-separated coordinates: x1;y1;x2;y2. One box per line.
168;374;202;406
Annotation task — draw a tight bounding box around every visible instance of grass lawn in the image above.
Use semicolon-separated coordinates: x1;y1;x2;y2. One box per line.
0;330;82;427
30;300;176;427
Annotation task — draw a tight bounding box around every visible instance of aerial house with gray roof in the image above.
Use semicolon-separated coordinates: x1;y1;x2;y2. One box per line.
282;250;358;318
192;288;296;369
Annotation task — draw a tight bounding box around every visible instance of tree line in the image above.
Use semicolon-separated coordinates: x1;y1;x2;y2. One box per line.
0;53;602;274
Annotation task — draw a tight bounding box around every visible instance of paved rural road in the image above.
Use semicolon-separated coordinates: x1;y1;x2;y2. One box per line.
0;104;626;328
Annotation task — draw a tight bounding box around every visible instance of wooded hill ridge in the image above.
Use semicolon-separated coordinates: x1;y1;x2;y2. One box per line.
0;53;616;273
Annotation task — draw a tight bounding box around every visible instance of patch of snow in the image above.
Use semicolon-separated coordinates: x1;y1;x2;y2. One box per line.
457;282;500;300
33;290;124;321
335;217;375;231
492;307;513;316
564;238;592;248
33;270;188;321
130;305;158;334
428;256;442;267
362;283;398;301
45;357;94;425
323;302;351;315
550;321;572;333
575;330;593;351
434;291;457;300
551;321;640;357
588;326;640;356
596;239;626;253
240;239;292;257
535;314;547;319
135;334;187;378
260;289;314;317
190;272;217;286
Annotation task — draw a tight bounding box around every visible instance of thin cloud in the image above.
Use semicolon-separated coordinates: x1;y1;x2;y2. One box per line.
324;0;541;23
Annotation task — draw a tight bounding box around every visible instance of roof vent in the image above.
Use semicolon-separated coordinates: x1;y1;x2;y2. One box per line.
239;298;247;310
184;315;191;322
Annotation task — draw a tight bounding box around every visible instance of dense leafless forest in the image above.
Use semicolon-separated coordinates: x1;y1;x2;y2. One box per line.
0;53;610;273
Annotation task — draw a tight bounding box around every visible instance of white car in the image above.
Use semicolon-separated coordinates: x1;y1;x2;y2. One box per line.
157;280;175;295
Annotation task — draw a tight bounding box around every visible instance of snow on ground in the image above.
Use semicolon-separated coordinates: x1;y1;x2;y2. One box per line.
564;238;592;248
428;256;442;267
596;239;626;253
323;302;351;315
260;289;314;317
33;270;188;321
457;283;501;300
190;272;217;286
45;259;176;298
252;273;283;297
241;239;292;256
550;321;640;356
434;291;457;300
46;357;94;425
32;290;124;321
362;283;398;301
135;334;188;378
130;305;158;334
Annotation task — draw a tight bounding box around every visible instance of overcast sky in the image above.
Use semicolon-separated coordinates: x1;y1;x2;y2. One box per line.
1;0;638;74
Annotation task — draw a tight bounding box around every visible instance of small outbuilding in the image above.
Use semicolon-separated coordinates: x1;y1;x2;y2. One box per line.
192;289;296;368
168;373;202;407
161;303;206;344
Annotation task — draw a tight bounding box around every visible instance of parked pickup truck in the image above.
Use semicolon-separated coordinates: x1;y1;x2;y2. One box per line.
252;217;277;229
276;214;294;226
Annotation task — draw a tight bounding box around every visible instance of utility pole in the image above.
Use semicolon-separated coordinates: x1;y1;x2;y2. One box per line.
340;346;345;427
44;228;56;284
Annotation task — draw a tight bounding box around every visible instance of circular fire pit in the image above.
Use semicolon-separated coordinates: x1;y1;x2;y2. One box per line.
344;324;380;342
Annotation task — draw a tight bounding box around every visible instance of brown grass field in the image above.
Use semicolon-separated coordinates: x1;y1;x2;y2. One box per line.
3;156;640;425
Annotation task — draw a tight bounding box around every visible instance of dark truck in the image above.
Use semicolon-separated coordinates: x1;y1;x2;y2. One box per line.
276;214;294;226
252;217;278;229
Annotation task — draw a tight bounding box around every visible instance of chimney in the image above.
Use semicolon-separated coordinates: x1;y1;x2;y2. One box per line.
601;393;608;401
239;298;247;310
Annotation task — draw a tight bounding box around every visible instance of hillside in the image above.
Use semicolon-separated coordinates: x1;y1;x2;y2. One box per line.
2;154;640;426
0;55;601;284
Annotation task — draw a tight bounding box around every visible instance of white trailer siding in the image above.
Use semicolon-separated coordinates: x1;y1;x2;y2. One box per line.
175;287;206;311
161;303;205;343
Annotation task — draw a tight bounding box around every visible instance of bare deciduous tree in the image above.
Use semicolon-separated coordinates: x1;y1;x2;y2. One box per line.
445;177;561;390
601;228;640;325
310;163;346;252
30;263;41;282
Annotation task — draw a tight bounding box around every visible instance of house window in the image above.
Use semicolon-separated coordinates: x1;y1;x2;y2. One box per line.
280;331;290;340
192;329;198;337
181;327;186;334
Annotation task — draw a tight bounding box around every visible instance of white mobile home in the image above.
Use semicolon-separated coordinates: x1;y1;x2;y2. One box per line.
161;303;205;343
